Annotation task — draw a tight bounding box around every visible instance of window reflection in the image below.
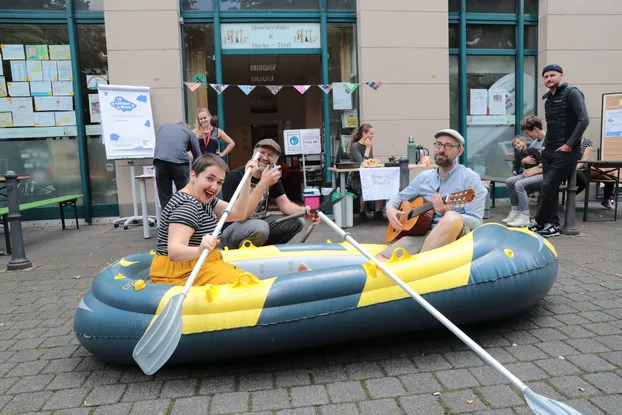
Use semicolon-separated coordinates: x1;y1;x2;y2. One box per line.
467;25;516;49
220;0;319;10
74;0;104;11
467;0;516;14
0;0;66;10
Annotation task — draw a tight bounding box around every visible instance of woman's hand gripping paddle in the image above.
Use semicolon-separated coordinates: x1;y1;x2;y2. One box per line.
132;152;260;376
316;211;584;415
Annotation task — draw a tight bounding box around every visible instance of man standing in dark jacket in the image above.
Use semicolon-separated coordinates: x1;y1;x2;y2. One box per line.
153;122;201;210
529;64;589;238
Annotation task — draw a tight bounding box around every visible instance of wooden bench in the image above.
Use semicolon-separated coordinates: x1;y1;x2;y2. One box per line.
0;194;83;255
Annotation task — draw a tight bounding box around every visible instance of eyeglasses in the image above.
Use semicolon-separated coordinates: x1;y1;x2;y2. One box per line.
433;142;460;150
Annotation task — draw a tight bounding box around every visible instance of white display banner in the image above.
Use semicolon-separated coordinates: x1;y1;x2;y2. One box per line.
283;128;321;155
360;167;400;201
98;84;155;160
221;23;321;50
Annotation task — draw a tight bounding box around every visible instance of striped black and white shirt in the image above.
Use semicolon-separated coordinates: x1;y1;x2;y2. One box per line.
155;192;219;256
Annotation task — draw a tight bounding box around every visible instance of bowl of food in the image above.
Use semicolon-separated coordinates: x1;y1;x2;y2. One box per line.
361;158;384;168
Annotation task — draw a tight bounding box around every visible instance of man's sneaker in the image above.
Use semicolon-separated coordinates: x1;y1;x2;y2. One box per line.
601;199;615;210
502;209;520;223
527;221;543;232
536;223;560;238
507;214;531;228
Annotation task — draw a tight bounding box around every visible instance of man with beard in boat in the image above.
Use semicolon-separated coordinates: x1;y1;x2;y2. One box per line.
298;129;487;272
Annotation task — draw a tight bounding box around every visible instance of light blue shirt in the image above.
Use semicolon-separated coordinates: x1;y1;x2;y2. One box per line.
387;163;488;231
529;138;544;152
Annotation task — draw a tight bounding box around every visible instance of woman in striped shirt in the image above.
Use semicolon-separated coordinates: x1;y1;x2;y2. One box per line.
150;154;258;286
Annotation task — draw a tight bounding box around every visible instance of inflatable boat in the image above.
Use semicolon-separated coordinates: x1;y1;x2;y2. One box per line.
74;223;558;364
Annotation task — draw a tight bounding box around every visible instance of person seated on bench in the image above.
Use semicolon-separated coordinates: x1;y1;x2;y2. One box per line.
504;135;543;227
150;154;259;286
575;137;616;210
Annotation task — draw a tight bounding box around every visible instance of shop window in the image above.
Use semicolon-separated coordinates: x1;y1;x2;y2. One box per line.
466;25;516;49
183;24;217;131
525;25;537;49
0;0;66;10
182;0;213;10
449;55;459;132
327;0;355;11
219;0;319;10
449;24;459;48
524;0;538;14
327;23;357;159
523;55;537;118
467;0;516;14
0;23;84;206
77;24;114;205
74;0;104;11
449;0;459;13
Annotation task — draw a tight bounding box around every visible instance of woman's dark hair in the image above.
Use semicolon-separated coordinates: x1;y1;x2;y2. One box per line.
348;123;373;152
191;154;229;176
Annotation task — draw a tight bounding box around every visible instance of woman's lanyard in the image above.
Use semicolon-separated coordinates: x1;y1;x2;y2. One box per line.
202;126;213;152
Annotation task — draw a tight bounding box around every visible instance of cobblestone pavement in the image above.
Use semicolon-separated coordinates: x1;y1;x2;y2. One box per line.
0;202;621;414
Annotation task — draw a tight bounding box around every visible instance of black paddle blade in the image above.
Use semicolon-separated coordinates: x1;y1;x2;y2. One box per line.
524;388;584;415
133;294;185;375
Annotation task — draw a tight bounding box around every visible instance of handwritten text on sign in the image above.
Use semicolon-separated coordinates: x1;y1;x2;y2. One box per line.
360;167;400;201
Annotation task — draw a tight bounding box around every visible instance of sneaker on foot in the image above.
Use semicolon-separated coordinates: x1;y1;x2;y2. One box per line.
536;223;560;238
601;199;615;210
507;214;531;228
359;211;369;222
373;211;384;221
528;221;543;232
502;210;520;223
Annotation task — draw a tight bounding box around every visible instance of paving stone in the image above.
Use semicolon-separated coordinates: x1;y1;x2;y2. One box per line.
468;366;511;386
10;336;46;350
470;409;515;415
239;373;274;391
583;322;622;336
160;379;197;398
365;377;405;398
595;334;622;351
477;385;523;408
580;310;615;323
55;408;92;415
251;388;290;411
503;331;541;345
170;396;210;415
440;390;487;413
7;349;46;363
0;391;52;414
435;369;480;390
557;325;596;339
291;385;329;407
528;328;568;342
507;344;550;362
548;376;602;398
74;356;106;371
43;387;91;410
93;403;133;415
533;358;582;377
524;381;564;401
359;398;402;415
485;348;516;364
565;338;612;354
46;371;90;390
42;346;79;360
41;357;83;373
129;399;171;415
442;350;484;369
326;381;367;403
583;372;622;394
319;403;359;415
563;399;605;415
565;354;617;372
83;369;123;386
275;369;312;387
534;340;580;357
600;351;622;366
345;361;384;379
84;384;127;406
199;375;235;394
399;373;442;394
378;357;418;376
210;392;250;414
530;316;565;328
7;374;54;393
121;381;163;402
503;362;548;381
311;366;348;384
0;395;12;414
276;408;317;415
399;394;444;415
590;395;622;415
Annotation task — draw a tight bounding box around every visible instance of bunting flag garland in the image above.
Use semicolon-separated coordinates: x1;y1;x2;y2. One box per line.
318;84;333;94
294;85;310;94
342;82;359;93
266;85;283;95
238;85;256;95
367;81;382;90
184;82;202;92
210;84;228;94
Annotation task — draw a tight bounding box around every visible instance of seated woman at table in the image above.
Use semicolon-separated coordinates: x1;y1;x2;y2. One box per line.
150;154;258;286
347;123;384;221
575;137;616;210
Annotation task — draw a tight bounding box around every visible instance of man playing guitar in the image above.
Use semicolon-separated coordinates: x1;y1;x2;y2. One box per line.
379;129;487;259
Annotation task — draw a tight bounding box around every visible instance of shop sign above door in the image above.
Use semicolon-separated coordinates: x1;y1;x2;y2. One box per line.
221;23;321;50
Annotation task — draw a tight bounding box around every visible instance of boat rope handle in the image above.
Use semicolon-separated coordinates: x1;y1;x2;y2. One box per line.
232;272;261;289
387;247;412;264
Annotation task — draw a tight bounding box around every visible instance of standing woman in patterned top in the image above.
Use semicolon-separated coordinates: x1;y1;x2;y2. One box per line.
150;154;258;286
194;108;236;157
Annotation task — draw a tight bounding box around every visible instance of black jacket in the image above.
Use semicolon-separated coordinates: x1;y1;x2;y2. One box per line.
542;82;589;154
513;148;542;173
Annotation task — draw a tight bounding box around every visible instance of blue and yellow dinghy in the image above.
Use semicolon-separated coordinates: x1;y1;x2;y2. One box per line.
74;223;558;364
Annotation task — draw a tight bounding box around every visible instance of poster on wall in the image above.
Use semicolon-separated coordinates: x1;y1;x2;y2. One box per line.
98;84;156;160
34;96;73;111
26;45;49;60
87;74;108;90
221;23;321;50
88;94;100;123
49;45;71;60
488;90;507;115
600;92;622;160
283;128;321;155
1;44;25;60
470;89;488;115
42;61;58;81
332;83;352;110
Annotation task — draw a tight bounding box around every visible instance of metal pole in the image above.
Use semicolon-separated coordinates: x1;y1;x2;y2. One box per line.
398;156;410;191
561;164;580;235
5;171;32;270
320;0;332;182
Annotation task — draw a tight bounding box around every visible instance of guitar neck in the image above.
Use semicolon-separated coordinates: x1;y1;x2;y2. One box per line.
408;202;435;219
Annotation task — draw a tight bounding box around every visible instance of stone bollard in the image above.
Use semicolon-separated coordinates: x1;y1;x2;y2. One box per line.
398;156;410;191
561;164;580;236
4;171;32;270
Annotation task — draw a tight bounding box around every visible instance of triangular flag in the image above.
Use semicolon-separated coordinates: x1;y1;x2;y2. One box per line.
343;82;359;93
318;84;333;94
210;84;228;94
238;85;255;95
184;82;202;92
367;81;382;90
265;85;283;95
294;85;310;94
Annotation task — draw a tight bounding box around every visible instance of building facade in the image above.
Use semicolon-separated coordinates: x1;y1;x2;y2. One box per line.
0;0;620;221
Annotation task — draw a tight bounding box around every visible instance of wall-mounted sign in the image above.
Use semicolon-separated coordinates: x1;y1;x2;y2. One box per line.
221;23;321;50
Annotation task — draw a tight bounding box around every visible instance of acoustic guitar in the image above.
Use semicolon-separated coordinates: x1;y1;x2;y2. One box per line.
385;189;476;243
